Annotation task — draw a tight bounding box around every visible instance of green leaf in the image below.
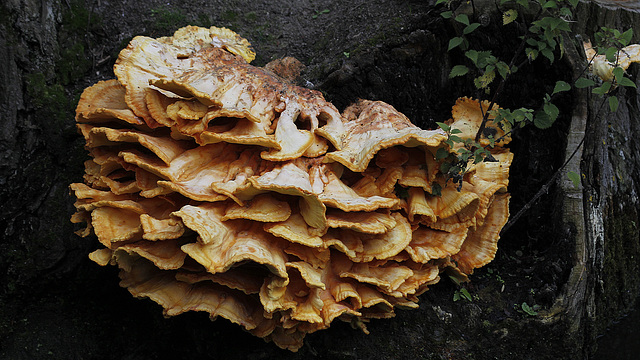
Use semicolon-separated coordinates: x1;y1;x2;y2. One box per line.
436;147;450;160
455;14;470;26
436;122;451;132
474;70;496;89
618;76;637;88
448;37;464;51
441;10;453;19
463;23;481;35
568;0;579;7
450;128;463;134
555;19;571;32
496;61;510;79
613;66;624;82
451;165;464;175
592;81;612;95
552;80;571;95
546;17;559;30
431;183;442;197
534;111;554;129
449;65;469;78
521;302;538;316
312;9;330;18
474;147;488;156
544;33;557;49
567;171;581;188
465;50;479;65
559;7;573;18
435;0;449;5
536;40;547;50
460;288;473;301
544;102;560;120
542;1;557;9
449;135;463;143
605;47;618;63
541;48;555;63
546;17;569;31
503;9;518;25
473;150;486;163
608;96;619;112
575;77;595;88
448;274;463;286
513;108;534;123
621;28;633;47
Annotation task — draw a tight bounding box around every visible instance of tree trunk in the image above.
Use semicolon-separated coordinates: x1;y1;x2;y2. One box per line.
562;4;640;354
1;1;638;359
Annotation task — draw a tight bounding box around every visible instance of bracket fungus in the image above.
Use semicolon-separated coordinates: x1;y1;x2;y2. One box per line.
70;26;513;351
584;40;640;83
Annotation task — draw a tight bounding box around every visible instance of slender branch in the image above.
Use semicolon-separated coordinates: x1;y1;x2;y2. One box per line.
470;0;477;20
500;94;609;236
500;135;584;235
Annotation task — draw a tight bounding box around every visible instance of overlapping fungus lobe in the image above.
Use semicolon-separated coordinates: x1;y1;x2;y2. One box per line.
70;25;513;351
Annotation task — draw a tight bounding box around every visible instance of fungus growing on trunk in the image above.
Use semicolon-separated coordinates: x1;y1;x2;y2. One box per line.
584;40;640;83
70;26;513;351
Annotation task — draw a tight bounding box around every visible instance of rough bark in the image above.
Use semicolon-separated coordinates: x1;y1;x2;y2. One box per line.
1;1;638;359
564;4;640;354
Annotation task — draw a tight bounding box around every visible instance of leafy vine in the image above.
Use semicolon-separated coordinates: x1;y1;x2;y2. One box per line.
434;0;636;212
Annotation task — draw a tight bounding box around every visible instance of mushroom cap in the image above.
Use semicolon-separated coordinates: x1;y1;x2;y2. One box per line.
447;97;511;147
76;79;146;127
264;213;324;248
585;40;640;82
116;253;272;331
323;213;412;262
318;165;399;212
326;209;397;234
164;25;256;63
452;193;510;274
324;100;447;172
222;194;292;222
405;226;468;263
114;27;249;127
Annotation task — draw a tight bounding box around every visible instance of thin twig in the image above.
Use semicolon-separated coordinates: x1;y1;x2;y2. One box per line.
500;135;584;235
500;94;609;236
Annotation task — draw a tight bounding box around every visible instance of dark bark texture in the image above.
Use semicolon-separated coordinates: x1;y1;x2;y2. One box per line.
1;1;639;359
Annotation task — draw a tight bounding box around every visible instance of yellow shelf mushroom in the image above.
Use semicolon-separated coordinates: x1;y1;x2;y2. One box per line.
70;26;513;351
